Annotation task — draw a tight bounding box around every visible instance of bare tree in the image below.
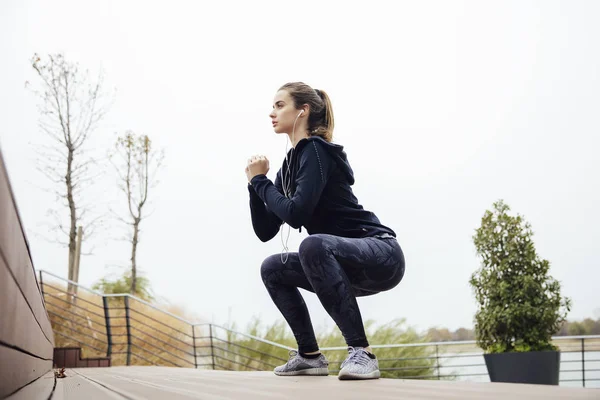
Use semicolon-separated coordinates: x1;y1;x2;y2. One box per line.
110;131;164;294
28;53;112;285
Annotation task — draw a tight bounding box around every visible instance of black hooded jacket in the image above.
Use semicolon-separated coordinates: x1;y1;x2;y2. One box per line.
248;136;396;242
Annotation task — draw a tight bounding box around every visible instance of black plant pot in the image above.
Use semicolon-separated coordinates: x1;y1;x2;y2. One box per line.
484;351;560;385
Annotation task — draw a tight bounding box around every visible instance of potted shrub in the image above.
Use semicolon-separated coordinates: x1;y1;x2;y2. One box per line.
469;200;571;385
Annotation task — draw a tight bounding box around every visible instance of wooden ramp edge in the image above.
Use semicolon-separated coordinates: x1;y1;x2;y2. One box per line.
0;140;55;398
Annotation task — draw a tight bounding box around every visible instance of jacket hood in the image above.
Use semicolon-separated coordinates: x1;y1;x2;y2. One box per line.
293;136;355;185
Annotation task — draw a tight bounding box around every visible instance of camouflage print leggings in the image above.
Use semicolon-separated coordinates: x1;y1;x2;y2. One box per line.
260;233;405;354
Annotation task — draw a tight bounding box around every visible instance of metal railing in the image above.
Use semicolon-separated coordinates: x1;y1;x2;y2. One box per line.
39;270;600;388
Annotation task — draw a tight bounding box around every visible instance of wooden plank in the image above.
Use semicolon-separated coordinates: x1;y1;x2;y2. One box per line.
73;367;600;400
78;368;281;400
0;152;54;345
0;345;52;398
5;370;55;400
50;369;127;400
0;257;53;360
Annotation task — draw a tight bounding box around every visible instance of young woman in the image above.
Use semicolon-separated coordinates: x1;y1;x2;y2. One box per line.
245;82;405;380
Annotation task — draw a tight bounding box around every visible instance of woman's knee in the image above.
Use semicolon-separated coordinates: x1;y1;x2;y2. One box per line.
299;234;329;260
260;254;283;284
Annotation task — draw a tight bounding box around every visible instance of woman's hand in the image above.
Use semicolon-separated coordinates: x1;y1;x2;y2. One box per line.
246;155;270;183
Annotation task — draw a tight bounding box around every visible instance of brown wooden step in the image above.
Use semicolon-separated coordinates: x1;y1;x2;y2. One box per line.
53;347;111;368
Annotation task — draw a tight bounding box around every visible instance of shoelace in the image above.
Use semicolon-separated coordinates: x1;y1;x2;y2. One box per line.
288;350;298;359
343;347;371;367
282;350;299;366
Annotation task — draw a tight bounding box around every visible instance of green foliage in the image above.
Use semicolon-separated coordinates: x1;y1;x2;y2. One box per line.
325;319;437;379
92;271;154;301
469;200;571;354
215;317;437;379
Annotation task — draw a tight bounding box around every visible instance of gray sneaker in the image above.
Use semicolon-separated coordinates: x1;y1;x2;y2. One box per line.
274;350;329;376
338;347;380;380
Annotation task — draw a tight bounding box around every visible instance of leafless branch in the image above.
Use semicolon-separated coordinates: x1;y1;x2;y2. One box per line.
28;52;112;281
110;131;164;294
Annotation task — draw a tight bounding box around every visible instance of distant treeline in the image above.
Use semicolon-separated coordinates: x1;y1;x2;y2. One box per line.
426;316;600;342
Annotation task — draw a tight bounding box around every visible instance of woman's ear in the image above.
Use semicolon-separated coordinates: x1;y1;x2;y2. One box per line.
301;104;310;116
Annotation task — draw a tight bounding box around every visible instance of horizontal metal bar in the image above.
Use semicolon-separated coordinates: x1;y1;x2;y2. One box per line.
438;363;486;369
110;341;130;346
434;353;484;359
378;365;436;372
46;302;106;327
107;296;194;326
129;343;185;368
129;317;194;340
44;293;106;320
376;355;438;363
106;316;184;345
439;373;490;378
203;324;295;351
129;332;195;365
53;330;106;354
42;282;104;310
41;271;107;296
125;315;194;347
211;345;278;368
386;374;439;379
129;351;159;366
213;363;233;371
209;337;288;362
49;319;108;345
212;355;262;371
47;310;108;337
128;325;194;356
128;313;194;340
129;335;194;367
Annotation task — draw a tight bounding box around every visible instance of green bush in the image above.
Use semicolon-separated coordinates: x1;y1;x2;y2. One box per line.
92;270;154;301
215;317;437;379
469;200;571;353
319;319;437;379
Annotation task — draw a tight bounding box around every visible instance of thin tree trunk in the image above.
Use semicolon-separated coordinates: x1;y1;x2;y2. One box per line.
130;217;140;294
31;53;109;287
66;146;77;294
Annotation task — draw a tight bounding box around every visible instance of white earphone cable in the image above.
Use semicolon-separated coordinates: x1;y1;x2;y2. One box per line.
280;110;303;263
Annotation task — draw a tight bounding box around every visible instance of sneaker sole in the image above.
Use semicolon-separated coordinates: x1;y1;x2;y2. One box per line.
274;367;329;376
338;369;381;380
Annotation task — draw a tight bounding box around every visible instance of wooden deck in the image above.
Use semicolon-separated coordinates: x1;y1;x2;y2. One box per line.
6;367;597;400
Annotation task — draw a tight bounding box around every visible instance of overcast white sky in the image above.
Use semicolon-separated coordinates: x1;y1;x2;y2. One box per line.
1;0;599;337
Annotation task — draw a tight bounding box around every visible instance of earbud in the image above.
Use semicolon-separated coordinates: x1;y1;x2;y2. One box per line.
298;110;304;117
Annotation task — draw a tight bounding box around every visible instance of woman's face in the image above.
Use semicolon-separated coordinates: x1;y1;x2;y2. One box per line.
269;90;304;134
